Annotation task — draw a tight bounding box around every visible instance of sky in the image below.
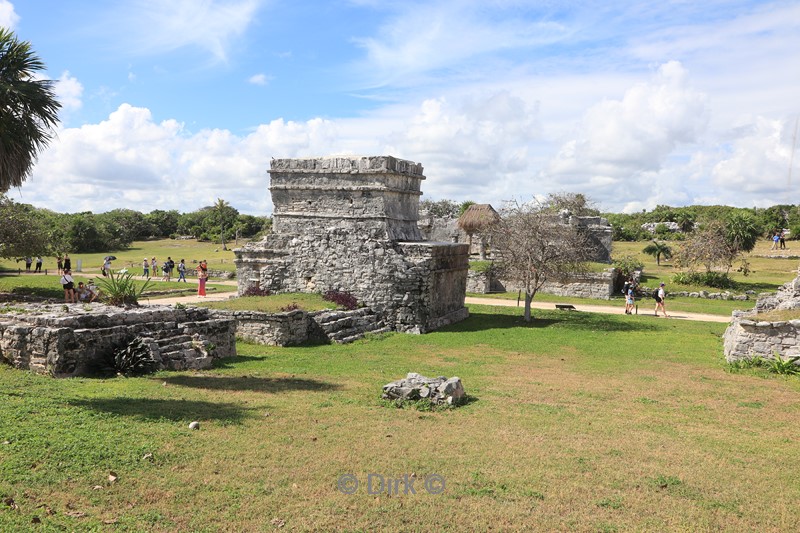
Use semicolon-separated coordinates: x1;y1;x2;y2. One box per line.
3;0;800;216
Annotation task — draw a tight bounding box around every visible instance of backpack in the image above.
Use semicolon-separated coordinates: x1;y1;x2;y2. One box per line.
622;281;630;295
652;288;659;299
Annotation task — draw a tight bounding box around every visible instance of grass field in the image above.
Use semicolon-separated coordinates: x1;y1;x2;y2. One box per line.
0;239;242;277
1;304;799;531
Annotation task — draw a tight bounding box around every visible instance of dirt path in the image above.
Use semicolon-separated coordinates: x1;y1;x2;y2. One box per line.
465;297;732;323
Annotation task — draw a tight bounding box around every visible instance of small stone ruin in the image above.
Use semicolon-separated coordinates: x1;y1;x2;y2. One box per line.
0;303;236;377
723;274;800;363
382;372;466;405
235;156;470;333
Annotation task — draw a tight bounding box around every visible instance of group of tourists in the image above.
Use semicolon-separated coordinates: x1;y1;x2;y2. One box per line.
622;279;668;318
770;229;787;250
141;257;189;282
58;270;99;303
18;256;43;273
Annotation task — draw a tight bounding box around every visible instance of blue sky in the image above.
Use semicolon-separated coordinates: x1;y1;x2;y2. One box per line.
3;0;800;215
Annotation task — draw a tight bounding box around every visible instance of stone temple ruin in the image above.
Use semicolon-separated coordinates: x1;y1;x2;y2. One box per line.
235;156;470;333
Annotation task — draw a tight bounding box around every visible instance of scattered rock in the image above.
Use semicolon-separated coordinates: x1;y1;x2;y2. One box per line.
188;421;200;430
382;372;466;405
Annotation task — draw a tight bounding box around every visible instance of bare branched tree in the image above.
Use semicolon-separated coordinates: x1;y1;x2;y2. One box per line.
489;197;593;321
675;221;737;273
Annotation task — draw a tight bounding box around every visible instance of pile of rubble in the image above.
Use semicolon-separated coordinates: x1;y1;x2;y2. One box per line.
382;372;466;405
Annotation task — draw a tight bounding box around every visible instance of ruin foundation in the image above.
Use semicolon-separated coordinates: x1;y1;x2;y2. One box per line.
235;156;469;333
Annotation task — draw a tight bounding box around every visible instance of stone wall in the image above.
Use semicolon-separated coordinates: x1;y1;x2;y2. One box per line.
723;275;800;363
466;269;616;300
211;307;390;346
0;303;236;377
235;156;469;334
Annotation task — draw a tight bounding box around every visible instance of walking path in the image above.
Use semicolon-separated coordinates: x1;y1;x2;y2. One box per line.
465;297;732;323
141;288;731;323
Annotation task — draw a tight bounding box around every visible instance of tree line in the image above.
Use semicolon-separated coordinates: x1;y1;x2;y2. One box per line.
0;195;271;258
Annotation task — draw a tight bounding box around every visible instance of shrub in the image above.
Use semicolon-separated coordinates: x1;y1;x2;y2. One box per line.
612;255;644;280
767;353;799;375
242;285;271;297
671;271;734;289
95;337;158;377
322;290;358;310
96;271;153;306
280;302;300;312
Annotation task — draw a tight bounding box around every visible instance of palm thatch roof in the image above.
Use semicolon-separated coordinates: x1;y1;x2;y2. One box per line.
457;204;500;234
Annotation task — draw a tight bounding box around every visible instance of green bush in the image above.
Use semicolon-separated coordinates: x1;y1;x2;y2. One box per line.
671;271;734;289
94;337;158;377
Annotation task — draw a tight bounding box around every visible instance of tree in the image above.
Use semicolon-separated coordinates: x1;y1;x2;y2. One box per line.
725;211;760;253
489;197;592;321
0;29;61;192
642;240;673;266
675;221;737;273
545;192;599;216
0;195;51;258
419;199;462;218
674;210;696;233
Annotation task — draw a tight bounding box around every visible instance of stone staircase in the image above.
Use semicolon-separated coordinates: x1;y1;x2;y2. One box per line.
310;308;390;344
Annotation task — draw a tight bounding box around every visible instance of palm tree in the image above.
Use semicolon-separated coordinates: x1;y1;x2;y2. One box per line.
0;29;61;192
674;211;696;233
643;240;673;266
725;211;760;253
214;198;231;250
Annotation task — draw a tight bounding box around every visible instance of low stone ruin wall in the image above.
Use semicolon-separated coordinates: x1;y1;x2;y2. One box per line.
467;269;615;300
0;303;236;377
210;307;390;346
723;276;800;363
723;314;800;362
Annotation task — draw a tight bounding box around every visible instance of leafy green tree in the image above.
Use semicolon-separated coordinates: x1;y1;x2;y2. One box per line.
0;29;61;192
642;240;673;266
0;195;51;258
419;199;461;218
145;209;180;238
725;211;760;253
545;192;599;216
674;210;696;233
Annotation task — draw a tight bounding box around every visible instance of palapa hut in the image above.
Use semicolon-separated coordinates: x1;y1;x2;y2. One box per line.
457;203;500;259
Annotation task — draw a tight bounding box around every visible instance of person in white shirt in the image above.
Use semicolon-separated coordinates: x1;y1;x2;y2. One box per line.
60;270;76;303
655;282;668;318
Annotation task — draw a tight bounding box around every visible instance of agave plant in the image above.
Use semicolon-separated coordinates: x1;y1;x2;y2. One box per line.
95;271;153;306
96;337;158;377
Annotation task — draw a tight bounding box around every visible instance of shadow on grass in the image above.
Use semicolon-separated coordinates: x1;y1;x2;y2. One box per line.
70;397;248;423
450;311;660;333
212;355;267;369
159;374;342;393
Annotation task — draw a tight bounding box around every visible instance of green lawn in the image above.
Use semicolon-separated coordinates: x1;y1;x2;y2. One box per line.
0;272;236;301
1;304;798;531
0;238;242;276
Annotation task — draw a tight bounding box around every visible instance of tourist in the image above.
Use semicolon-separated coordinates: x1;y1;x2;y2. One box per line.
625;281;635;315
76;282;90;302
60;269;76;303
177;259;187;282
57;256;63;275
142;257;150;278
780;229;787;249
655;282;668;318
151;257;158;278
34;256;42;273
197;260;208;296
86;280;100;302
63;254;71;272
771;232;780;250
24;256;32;272
161;262;170;281
167;257;175;278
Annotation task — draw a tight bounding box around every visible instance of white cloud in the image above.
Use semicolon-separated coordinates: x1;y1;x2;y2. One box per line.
107;0;263;62
0;0;19;29
541;61;709;203
247;73;271;85
54;71;84;111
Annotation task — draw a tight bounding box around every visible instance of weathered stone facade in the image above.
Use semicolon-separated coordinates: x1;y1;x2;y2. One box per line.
0;303;236;377
418;211;614;263
235;156;469;333
466;269;616;299
211;307;390;346
723;275;800;363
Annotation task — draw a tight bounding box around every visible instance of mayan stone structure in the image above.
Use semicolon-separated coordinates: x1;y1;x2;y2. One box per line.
234;156;470;333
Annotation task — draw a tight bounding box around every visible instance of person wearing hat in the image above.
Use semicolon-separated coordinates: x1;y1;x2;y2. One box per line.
655;282;668;318
142;257;150;278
